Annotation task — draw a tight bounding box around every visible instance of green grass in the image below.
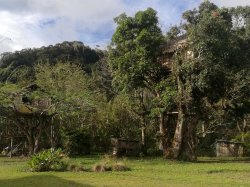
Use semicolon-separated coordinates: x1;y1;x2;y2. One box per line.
0;156;250;187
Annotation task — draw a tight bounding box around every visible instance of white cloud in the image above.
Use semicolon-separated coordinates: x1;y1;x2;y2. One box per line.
0;0;249;54
211;0;250;7
0;0;126;53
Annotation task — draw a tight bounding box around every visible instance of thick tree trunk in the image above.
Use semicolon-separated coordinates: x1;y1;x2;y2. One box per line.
178;116;197;161
172;106;185;159
16;116;49;156
171;64;186;159
141;115;147;146
27;133;35;155
237;118;247;142
141;126;145;146
170;59;197;161
141;126;146;154
159;112;165;150
172;112;197;161
162;114;175;158
34;127;43;154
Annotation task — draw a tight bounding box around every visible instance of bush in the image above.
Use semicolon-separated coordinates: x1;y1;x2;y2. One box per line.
112;162;129;171
67;163;85;172
235;132;250;156
92;155;129;172
61;129;91;155
92;163;111;172
146;148;163;157
28;148;67;172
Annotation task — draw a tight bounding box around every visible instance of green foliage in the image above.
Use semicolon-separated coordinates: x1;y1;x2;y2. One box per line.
1;157;250;186
0;83;21;107
0;41;103;83
243;133;250;155
235;132;250;155
35;62;95;120
178;1;250;122
165;26;181;41
151;79;176;116
109;8;165;92
0;1;249;160
61;129;91;155
28;148;67;172
196;135;217;157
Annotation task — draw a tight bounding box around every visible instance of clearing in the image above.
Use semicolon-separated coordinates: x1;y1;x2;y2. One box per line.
0;156;250;187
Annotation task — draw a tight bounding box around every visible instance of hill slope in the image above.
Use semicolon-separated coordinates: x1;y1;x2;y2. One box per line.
0;41;104;83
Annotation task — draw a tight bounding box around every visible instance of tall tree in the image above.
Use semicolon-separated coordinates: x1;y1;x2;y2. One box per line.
35;62;95;126
0;62;96;155
169;1;250;160
109;8;171;151
0;83;53;155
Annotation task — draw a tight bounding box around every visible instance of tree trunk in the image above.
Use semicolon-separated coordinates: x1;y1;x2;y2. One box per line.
27;133;35;155
141;115;147;146
178;116;197;161
237;118;247;142
243;118;247;142
159;112;173;158
162;114;175;158
170;58;197;161
172;106;185;159
141;116;146;154
201;122;205;138
159;112;165;151
10;138;13;158
15;116;49;156
141;126;145;150
172;111;197;161
33;118;45;154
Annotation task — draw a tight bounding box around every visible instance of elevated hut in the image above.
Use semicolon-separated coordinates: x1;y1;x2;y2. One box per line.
158;35;193;70
13;84;51;115
111;138;140;157
215;140;244;157
1;83;54;155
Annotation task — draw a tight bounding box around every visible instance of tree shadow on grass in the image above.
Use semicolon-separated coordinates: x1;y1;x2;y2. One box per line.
196;157;250;163
0;175;95;187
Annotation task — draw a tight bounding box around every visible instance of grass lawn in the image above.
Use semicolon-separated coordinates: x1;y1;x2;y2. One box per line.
0;156;250;187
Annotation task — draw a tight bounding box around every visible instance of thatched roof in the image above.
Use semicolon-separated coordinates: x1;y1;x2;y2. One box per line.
162;35;187;54
216;140;243;145
13;84;51;115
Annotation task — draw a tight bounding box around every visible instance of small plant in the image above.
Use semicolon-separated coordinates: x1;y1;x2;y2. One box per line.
235;132;250;156
92;155;130;172
112;162;129;171
67;163;85;172
61;129;91;156
28;148;67;172
92;163;111;172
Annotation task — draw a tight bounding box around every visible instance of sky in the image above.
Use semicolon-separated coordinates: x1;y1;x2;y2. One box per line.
0;0;249;54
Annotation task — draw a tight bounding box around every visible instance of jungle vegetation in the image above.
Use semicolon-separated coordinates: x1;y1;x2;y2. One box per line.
0;1;249;161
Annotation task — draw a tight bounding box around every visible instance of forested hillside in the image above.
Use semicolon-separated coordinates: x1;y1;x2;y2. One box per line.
0;41;104;83
0;1;249;161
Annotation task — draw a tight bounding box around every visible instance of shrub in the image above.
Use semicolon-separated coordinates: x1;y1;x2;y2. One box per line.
61;129;91;155
235;132;250;156
28;148;67;172
92;155;129;172
92;163;111;172
112;162;129;171
67;163;85;172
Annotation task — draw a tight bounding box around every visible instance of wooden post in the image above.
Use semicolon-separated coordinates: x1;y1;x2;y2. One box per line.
202;122;205;138
51;124;54;148
10;137;13;158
